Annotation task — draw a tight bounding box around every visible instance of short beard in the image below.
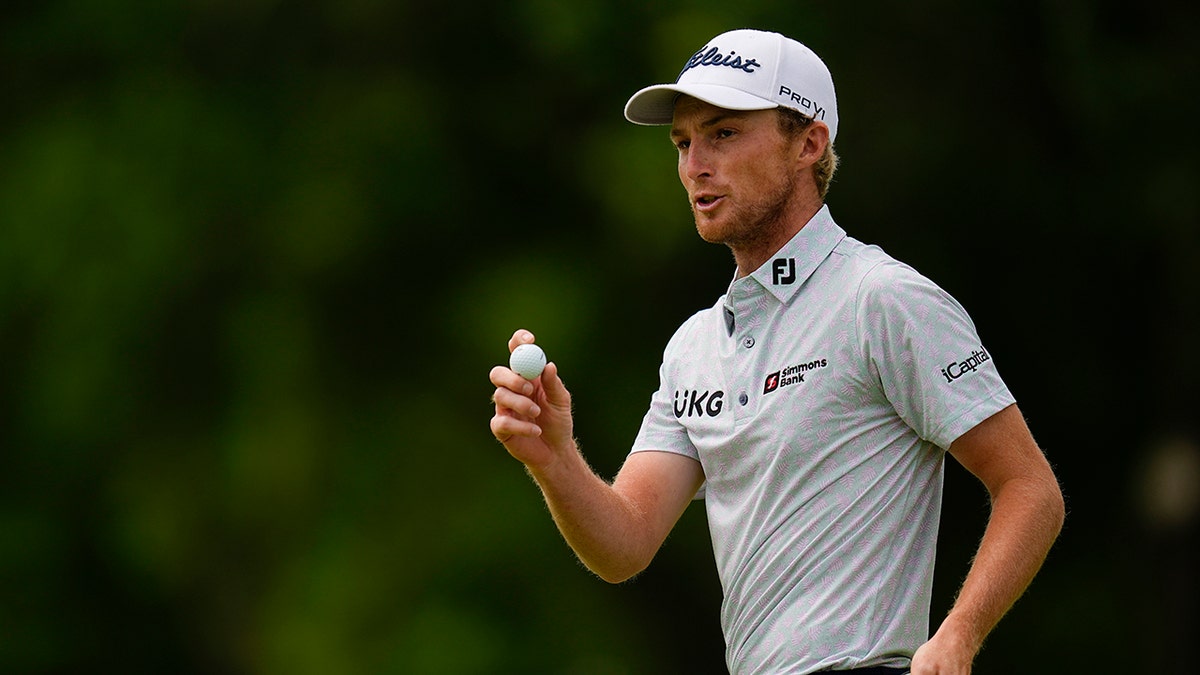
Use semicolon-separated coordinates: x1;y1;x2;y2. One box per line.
693;173;796;252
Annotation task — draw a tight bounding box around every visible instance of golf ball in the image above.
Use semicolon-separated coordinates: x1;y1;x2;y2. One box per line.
510;343;547;380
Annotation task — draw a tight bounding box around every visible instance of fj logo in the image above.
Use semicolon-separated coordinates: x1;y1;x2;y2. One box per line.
772;258;796;285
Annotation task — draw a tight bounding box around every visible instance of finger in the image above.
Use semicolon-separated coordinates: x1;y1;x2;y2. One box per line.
492;387;542;419
508;329;536;353
491;412;542;441
489;365;534;396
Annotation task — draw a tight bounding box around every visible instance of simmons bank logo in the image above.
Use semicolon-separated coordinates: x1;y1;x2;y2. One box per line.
763;358;828;394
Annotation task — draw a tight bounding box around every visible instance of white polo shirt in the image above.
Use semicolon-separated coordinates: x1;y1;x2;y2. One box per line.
631;205;1014;674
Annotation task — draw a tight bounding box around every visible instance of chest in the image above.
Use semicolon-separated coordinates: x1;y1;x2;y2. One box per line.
666;296;882;452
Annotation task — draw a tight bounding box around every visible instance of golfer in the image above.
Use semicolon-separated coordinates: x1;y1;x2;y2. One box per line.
489;28;1064;675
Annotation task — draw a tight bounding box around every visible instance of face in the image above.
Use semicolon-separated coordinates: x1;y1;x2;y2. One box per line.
670;97;805;250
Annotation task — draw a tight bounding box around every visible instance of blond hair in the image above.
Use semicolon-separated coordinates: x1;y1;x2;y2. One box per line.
777;107;839;200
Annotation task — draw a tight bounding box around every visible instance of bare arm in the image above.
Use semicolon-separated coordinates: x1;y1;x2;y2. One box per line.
529;449;704;583
911;404;1065;674
490;330;705;583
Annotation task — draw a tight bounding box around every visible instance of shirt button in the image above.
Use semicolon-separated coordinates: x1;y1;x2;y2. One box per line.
738;392;749;406
742;336;755;349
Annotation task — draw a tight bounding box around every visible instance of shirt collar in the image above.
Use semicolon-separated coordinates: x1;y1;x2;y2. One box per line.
728;204;847;306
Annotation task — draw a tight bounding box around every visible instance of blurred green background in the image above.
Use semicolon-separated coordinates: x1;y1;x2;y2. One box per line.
2;1;1197;673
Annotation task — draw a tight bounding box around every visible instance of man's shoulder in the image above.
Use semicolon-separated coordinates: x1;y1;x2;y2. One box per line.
662;297;724;355
828;235;910;287
820;235;955;321
831;234;933;281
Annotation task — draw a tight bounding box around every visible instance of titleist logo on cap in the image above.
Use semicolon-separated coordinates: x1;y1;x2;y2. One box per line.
678;45;762;79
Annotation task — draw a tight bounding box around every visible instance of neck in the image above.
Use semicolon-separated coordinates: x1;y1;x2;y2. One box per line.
731;198;823;278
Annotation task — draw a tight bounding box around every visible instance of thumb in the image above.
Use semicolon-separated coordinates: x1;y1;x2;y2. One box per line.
538;361;571;407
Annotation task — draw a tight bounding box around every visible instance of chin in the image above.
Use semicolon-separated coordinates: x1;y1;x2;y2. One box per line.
693;218;726;245
693;212;741;246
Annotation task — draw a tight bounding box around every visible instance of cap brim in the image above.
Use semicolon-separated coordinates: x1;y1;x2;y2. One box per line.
624;83;779;126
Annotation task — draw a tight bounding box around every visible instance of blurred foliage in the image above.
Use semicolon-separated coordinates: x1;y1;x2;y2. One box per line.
1;0;1197;673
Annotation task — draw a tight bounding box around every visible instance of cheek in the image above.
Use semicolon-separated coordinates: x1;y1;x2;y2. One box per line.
745;153;793;191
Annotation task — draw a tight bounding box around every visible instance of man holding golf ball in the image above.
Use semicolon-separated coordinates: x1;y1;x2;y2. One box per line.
490;28;1063;675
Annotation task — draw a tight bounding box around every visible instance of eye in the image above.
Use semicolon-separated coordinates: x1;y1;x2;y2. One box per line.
675;139;691;150
715;128;735;140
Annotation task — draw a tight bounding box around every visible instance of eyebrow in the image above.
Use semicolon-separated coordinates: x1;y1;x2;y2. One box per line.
669;112;748;140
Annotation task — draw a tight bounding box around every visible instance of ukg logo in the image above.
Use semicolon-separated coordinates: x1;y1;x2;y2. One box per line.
673;389;725;418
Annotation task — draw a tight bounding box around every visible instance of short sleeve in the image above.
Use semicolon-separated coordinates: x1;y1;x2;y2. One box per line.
856;261;1015;449
631;360;702;462
630;327;707;499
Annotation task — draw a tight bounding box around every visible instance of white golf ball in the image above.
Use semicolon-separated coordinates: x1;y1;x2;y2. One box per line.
510;343;547;380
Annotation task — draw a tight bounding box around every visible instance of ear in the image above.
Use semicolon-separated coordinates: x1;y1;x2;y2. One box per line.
796;121;830;169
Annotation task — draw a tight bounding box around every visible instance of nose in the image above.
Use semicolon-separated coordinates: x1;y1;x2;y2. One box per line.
680;141;713;183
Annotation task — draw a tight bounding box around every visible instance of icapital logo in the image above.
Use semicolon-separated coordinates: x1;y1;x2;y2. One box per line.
763;358;828;394
941;347;991;383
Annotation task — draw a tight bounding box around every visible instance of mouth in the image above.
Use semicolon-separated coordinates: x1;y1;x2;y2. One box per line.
694;193;724;212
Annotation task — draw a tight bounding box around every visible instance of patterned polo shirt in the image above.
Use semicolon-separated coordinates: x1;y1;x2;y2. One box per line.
631;205;1014;673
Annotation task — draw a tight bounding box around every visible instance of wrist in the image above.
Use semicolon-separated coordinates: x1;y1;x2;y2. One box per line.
526;438;584;482
932;611;984;660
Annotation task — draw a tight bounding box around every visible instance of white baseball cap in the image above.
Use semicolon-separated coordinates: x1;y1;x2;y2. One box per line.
624;29;839;142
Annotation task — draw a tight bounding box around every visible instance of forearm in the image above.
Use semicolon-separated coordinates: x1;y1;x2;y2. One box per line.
528;445;657;583
490;333;691;584
936;472;1065;654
